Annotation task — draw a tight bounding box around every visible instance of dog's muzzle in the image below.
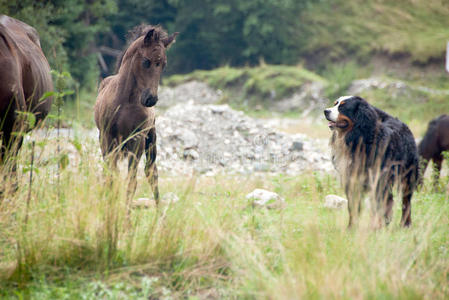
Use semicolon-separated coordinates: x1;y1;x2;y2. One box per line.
324;109;337;129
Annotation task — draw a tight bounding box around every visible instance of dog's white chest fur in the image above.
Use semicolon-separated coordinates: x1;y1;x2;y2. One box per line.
330;132;351;177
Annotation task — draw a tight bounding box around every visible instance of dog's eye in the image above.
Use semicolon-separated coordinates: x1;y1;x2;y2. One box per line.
334;101;338;106
340;101;346;106
143;59;151;69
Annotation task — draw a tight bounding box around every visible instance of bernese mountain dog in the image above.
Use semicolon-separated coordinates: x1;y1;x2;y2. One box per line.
324;96;419;228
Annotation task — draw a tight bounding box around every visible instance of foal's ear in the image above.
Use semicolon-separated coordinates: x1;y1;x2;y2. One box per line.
162;32;179;49
144;28;160;46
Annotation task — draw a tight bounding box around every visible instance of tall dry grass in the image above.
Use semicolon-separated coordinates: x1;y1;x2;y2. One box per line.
0;128;448;298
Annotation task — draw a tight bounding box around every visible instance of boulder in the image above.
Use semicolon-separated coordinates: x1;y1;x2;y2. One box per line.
324;194;348;209
132;198;156;208
246;188;286;209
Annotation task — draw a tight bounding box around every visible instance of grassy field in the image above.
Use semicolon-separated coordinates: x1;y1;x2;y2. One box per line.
301;0;449;65
1;0;449;297
0;128;448;298
1;61;447;299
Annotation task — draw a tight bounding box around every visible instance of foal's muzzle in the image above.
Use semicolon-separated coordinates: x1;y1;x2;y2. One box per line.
141;89;158;107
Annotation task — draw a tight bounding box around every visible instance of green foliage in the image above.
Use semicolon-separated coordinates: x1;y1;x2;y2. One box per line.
1;0;448;86
166;64;326;102
322;62;369;100
0;0;117;88
165;0;308;73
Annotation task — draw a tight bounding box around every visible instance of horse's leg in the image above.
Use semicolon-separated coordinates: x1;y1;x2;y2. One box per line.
418;158;429;187
432;155;443;191
100;133;120;174
127;154;138;208
0;128;9;198
145;127;159;205
2;118;21;193
126;138;144;207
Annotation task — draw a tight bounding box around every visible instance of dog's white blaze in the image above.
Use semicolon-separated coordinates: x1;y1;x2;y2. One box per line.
327;105;339;121
326;95;354;122
337;95;353;102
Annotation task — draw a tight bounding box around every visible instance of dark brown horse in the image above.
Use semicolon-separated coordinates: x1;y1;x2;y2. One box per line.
0;15;53;171
94;25;177;205
418;114;449;187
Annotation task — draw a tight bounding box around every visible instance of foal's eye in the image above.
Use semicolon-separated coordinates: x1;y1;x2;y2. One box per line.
156;62;160;67
143;59;151;69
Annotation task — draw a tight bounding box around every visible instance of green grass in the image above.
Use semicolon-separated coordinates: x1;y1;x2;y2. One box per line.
0;132;448;298
165;64;326;102
302;0;449;65
356;80;449;136
60;89;97;129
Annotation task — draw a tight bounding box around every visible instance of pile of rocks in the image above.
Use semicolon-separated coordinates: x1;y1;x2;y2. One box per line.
155;102;332;175
158;81;223;108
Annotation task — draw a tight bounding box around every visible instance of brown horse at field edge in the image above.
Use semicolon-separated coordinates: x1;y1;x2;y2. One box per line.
418;114;449;188
94;25;177;206
0;15;53;175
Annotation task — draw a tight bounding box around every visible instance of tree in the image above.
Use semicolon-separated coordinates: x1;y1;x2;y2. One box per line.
1;0;117;88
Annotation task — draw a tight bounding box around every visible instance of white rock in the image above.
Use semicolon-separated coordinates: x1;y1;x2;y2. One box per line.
246;188;286;209
183;148;199;160
161;192;180;205
131;193;180;208
132;198;156;208
324;194;348;209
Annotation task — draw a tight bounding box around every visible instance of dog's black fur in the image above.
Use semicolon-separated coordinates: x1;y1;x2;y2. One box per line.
324;96;419;227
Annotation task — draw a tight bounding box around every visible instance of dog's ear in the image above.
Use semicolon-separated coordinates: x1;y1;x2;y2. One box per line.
345;99;377;153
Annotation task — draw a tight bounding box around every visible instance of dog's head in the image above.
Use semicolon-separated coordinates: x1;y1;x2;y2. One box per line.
324;96;367;132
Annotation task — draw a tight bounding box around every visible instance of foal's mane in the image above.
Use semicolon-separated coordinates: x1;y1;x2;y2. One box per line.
115;24;168;72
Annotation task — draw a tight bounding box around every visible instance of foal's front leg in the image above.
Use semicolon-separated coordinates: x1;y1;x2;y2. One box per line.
145;128;159;204
127;153;139;204
126;137;145;210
